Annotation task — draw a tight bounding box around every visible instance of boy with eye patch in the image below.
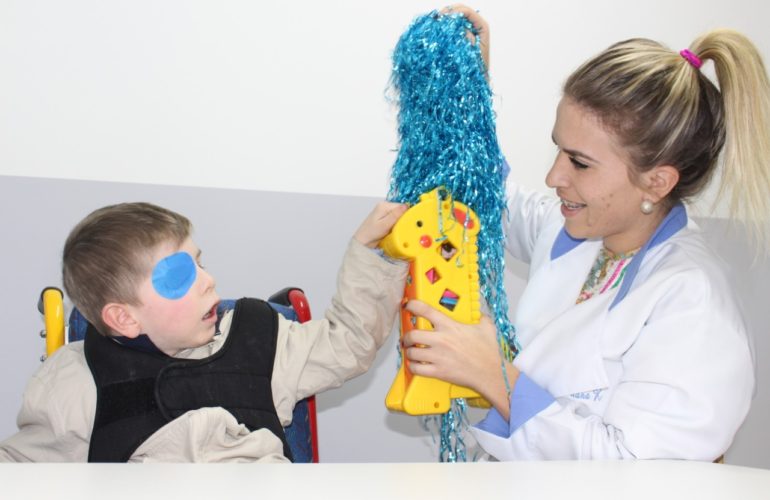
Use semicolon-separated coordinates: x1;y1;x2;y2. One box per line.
0;201;408;462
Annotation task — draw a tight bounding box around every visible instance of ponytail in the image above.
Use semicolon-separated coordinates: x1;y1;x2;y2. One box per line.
691;29;770;249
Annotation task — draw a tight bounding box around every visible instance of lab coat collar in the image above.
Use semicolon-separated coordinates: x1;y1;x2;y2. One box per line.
549;203;688;309
550;227;586;261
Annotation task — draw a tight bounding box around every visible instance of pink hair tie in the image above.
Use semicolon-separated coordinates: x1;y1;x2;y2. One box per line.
680;49;703;69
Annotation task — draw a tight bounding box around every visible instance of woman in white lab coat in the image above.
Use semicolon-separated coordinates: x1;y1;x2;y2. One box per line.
402;6;770;460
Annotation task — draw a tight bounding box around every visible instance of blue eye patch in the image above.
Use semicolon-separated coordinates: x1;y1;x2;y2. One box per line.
152;251;197;299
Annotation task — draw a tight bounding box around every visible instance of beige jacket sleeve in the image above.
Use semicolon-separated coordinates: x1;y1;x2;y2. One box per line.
270;239;408;424
0;343;95;462
129;407;290;463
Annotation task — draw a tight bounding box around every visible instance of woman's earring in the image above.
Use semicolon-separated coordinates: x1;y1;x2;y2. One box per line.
640;199;654;215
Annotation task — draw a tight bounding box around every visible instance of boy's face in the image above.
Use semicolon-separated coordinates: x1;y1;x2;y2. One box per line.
129;237;220;356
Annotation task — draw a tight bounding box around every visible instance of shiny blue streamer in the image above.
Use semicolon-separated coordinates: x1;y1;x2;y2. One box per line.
387;11;520;462
420;399;471;462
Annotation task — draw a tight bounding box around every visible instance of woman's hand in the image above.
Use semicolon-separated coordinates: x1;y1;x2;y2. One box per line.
403;299;517;417
443;4;490;71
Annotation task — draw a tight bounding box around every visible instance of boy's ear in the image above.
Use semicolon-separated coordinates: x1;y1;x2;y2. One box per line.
101;303;141;338
642;165;680;202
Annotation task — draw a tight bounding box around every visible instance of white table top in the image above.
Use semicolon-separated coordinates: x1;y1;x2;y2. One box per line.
2;460;770;500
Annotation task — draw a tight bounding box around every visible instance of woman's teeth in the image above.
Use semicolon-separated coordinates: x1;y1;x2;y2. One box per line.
562;199;585;210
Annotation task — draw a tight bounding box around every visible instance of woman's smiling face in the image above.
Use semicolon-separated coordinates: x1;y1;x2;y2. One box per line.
546;97;660;254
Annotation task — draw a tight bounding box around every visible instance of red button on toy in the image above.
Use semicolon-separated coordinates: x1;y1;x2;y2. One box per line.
453;208;475;229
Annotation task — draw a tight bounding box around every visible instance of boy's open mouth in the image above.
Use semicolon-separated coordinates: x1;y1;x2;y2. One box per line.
202;302;218;320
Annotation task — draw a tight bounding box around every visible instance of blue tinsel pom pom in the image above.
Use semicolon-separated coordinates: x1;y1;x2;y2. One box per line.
388;11;518;360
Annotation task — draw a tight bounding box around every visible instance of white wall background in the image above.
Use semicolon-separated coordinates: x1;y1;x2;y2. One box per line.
2;0;770;466
3;0;769;202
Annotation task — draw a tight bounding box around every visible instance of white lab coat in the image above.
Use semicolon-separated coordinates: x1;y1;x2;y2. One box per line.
471;185;755;460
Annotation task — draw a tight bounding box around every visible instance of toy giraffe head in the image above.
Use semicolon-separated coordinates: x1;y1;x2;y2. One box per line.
380;187;481;326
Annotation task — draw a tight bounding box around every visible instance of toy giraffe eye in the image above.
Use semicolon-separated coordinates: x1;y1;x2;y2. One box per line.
416;220;423;227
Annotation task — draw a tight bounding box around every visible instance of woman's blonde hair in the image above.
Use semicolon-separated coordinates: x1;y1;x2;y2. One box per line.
564;29;770;250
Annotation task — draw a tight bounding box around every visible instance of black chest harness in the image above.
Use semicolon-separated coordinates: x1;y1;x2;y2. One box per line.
84;298;292;462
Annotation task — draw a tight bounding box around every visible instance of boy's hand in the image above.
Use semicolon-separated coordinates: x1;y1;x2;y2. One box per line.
354;202;408;249
442;4;490;71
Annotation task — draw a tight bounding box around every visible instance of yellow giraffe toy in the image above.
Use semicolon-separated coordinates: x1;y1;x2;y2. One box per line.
381;187;488;415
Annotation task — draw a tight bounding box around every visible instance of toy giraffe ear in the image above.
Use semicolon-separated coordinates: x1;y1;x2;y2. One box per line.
101;303;141;338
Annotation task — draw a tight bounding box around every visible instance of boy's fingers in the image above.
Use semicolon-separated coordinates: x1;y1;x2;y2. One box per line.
376;204;407;235
354;202;407;248
380;202;407;220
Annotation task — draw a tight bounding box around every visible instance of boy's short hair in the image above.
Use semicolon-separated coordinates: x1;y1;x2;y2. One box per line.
62;202;192;336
